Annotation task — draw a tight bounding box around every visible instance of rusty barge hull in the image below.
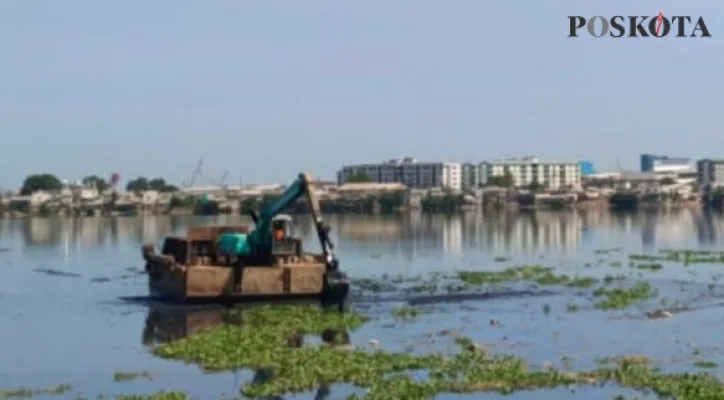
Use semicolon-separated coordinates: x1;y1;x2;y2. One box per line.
145;255;333;304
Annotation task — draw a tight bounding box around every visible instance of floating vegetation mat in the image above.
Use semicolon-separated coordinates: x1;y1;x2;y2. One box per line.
143;303;724;399
0;384;71;399
351;265;660;313
149;249;724;391
629;249;724;265
351;248;724;318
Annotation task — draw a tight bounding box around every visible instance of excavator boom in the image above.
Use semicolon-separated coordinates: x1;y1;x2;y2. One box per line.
221;172;338;270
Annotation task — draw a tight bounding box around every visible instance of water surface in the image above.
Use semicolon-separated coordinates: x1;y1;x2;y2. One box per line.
1;209;724;399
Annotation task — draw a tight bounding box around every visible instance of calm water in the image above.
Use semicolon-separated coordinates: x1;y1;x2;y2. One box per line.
1;209;724;399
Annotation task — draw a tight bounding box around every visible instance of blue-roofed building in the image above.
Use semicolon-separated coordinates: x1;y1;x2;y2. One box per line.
579;160;595;176
640;154;692;174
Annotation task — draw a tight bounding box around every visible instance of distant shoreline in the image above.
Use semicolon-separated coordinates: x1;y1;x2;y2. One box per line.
3;183;717;219
0;198;707;220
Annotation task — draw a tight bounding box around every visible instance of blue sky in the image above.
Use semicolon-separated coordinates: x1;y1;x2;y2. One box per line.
1;0;722;189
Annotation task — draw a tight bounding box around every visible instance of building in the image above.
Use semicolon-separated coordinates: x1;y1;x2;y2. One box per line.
337;158;462;190
640;154;693;174
461;163;481;190
697;159;724;188
579;160;595;176
477;156;581;189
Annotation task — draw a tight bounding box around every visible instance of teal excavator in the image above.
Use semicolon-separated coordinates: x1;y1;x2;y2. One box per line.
215;173;347;309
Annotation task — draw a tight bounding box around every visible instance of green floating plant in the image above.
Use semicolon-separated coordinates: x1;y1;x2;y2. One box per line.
149;304;724;399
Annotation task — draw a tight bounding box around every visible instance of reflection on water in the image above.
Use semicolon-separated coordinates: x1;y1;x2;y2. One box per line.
141;304;242;347
3;209;724;255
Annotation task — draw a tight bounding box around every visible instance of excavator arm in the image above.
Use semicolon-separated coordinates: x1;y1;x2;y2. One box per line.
247;173;338;270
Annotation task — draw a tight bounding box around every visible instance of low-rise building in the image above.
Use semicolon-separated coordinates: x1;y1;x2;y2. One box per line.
697;159;724;188
115;192;141;207
338;158;462;190
29;190;53;207
472;156;581;189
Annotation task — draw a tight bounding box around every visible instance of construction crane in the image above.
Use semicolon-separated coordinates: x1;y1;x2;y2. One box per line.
215;170;230;189
182;159;204;188
182;158;230;189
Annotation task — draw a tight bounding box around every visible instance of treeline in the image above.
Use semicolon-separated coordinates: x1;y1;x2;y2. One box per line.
238;192;407;215
13;173;178;195
420;193;466;213
234;192;468;215
9;173;474;215
169;191;469;215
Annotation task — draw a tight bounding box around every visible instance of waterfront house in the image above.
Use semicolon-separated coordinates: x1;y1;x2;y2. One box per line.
141;190;160;206
29;190;53;207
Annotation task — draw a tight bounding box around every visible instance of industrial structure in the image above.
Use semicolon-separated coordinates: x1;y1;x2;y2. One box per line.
640;154;694;174
579;160;595;176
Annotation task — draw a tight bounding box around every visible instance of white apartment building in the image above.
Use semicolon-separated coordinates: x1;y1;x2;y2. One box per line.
338;157;462;191
471;156;581;189
697;159;724;188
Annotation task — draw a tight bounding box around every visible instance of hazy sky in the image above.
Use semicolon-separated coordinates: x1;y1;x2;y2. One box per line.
1;1;722;189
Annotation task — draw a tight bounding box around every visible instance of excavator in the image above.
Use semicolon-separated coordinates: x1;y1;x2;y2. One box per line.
142;173;349;310
217;173;337;268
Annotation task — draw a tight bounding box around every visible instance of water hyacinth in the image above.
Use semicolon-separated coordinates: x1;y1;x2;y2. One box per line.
149;304;724;399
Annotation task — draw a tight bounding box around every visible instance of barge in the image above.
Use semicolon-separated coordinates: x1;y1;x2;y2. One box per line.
141;173;349;309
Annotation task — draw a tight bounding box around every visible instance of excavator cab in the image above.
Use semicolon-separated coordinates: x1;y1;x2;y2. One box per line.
271;214;299;256
271;214;292;240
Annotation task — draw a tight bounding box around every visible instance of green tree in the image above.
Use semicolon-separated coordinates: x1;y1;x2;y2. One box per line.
487;173;514;188
527;179;543;192
660;177;676;185
20;174;63;195
148;178;178;192
420;190;465;213
377;191;405;213
126;177;177;193
126;177;150;192
82;175;108;191
346;172;373;183
169;195;193;209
